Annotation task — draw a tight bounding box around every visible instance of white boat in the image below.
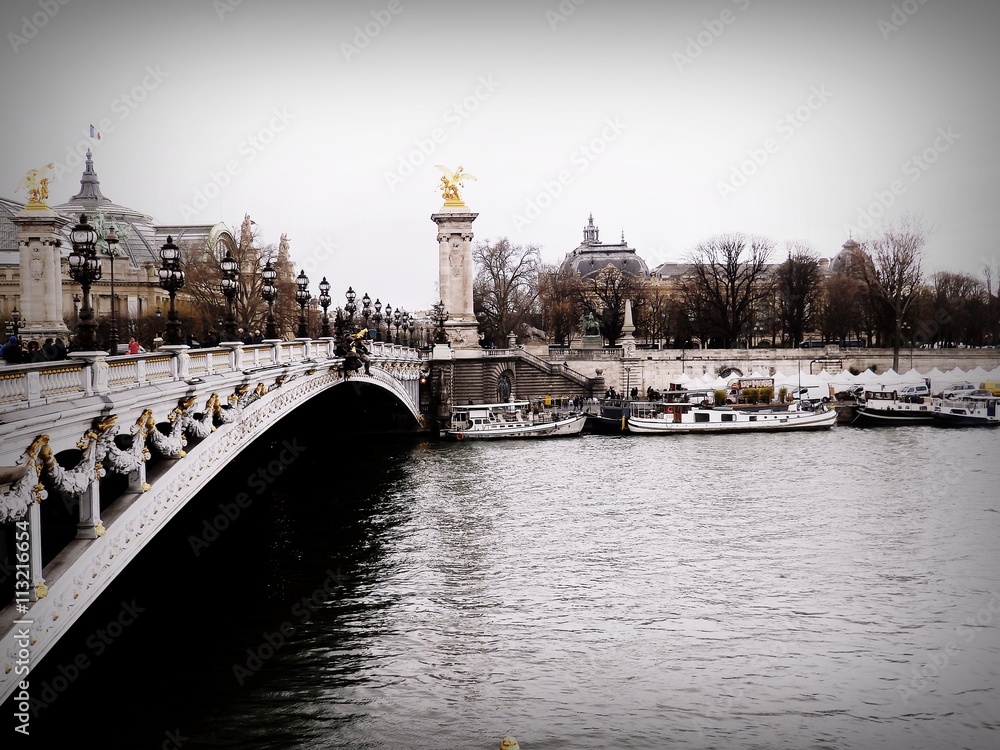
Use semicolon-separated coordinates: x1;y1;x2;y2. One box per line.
627;400;837;434
851;389;935;426
444;401;587;440
931;394;1000;427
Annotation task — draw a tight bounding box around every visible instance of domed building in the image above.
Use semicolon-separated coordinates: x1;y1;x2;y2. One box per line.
0;150;235;333
559;214;649;279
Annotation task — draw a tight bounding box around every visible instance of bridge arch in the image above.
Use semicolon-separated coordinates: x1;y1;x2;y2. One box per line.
0;354;426;703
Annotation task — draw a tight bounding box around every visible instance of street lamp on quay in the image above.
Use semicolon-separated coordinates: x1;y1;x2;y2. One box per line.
157;236;185;346
67;214;103;352
317;276;332;338
104;226;120;355
295;270;311;338
383;304;393;341
260;261;278;340
219;249;239;342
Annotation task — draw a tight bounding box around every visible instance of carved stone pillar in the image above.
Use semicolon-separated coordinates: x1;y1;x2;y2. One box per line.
10;207;71;340
76;480;103;539
431;208;480;349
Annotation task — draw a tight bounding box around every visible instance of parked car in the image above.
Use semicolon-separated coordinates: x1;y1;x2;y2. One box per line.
898;383;930;401
834;384;865;401
980;381;1000;396
791;384;832;404
939;382;976;399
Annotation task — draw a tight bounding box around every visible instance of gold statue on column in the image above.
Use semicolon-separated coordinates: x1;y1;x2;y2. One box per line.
17;163;55;209
435;165;476;206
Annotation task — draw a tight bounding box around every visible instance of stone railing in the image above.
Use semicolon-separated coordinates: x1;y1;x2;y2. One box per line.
0;339;425;413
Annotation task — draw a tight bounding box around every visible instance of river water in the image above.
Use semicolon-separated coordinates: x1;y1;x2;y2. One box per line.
11;417;1000;749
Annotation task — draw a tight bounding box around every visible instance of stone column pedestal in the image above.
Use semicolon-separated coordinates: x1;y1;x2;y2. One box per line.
11;207;71;340
431;206;480;350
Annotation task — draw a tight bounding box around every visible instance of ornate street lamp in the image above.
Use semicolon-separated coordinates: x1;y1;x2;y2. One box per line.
261;260;278;340
295;270;311;338
219;249;239;341
361;292;372;329
104;226;120;355
67;214;102;351
392;307;402;343
72;293;81;317
157;235;185;346
4;308;22;340
345;286;357;328
432;300;450;344
371;298;383;341
318;276;332;337
400;310;410;346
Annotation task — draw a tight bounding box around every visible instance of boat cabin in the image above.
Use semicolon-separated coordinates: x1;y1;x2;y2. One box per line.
450;401;530;430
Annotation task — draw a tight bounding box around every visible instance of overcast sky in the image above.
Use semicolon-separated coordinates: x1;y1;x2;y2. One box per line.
2;0;998;311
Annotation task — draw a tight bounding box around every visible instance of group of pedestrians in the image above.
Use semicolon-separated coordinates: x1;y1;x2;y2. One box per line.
1;335;70;364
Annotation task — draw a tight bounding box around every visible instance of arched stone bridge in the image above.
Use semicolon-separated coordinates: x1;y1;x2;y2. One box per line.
0;339;427;704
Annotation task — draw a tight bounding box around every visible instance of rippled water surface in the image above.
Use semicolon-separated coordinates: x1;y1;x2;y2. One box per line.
18;421;1000;749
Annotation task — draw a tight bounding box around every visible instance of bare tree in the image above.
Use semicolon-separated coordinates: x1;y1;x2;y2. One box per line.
819;273;866;344
180;214;281;338
684;233;774;348
536;264;583;345
578;266;645;346
473;237;541;347
857;214;925;370
775;242;822;348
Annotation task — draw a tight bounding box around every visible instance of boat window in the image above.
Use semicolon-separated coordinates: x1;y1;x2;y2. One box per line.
722;413;734;422
695;413;710;423
749;415;757;421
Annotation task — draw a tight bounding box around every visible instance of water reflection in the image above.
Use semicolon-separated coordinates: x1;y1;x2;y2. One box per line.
16;425;1000;749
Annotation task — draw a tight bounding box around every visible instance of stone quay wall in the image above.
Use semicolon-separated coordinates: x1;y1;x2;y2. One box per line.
535;345;1000;393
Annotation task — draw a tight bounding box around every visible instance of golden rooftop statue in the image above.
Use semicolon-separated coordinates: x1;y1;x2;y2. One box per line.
17;162;55;209
435;164;476;206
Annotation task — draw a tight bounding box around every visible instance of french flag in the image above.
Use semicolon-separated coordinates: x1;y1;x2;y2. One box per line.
89;124;102;140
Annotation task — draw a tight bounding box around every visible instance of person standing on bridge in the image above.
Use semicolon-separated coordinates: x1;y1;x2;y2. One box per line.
2;336;24;364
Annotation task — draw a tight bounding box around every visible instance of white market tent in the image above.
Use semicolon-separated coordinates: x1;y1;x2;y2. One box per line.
966;366;990;381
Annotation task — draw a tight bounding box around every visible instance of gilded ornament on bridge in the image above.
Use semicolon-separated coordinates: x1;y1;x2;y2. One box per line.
435;165;476;206
35;582;48;599
17;163;54;209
